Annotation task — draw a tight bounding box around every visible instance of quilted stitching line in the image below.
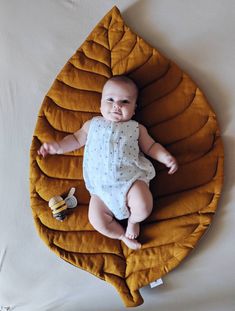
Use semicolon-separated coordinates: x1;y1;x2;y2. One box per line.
111;35;138;69
138;62;172;93
151;115;210;145
86;39;110;53
56;77;102;94
150;195;216;222
153;159;220;200
37;219;125;259
40;96;97;134
52;242;125;261
35;157;83;181
129;50;168;81
80;46;110;68
37;114;68;133
76;49;111;72
43;96;99;123
109;28;125;52
68;60;110;78
128;51;154;76
72;50;111;73
139;67;183;108
143;88;197;128
46;94;101;113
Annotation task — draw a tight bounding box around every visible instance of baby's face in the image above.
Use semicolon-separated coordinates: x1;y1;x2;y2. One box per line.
100;80;137;122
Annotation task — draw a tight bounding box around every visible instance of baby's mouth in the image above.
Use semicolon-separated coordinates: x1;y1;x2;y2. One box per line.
111;111;122;115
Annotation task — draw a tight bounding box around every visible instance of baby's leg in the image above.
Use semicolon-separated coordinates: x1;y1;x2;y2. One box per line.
126;180;153;239
88;195;141;250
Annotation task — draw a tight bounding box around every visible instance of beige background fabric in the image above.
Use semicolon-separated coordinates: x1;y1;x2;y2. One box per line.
0;0;234;310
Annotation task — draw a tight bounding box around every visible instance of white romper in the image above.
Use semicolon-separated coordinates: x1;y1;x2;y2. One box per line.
83;116;156;220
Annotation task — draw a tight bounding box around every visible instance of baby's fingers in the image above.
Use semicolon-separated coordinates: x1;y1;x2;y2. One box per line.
168;163;178;174
38;143;49;157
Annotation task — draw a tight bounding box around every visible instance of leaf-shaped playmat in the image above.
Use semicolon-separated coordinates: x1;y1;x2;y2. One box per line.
30;6;224;307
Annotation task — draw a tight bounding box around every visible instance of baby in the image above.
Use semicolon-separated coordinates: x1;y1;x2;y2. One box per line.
38;76;178;250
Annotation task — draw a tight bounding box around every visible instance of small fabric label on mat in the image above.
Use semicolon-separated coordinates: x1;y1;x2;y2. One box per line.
150;278;163;288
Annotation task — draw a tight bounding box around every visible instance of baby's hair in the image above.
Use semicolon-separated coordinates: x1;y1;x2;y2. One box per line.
104;75;139;100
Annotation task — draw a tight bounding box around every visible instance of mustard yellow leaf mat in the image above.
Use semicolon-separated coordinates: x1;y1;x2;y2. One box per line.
30;6;224;307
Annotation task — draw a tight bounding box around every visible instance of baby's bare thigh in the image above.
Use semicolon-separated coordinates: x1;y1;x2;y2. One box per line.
127;180;153;213
88;195;114;224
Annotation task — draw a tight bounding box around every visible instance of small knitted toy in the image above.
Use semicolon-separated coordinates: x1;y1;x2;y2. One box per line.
48;187;77;221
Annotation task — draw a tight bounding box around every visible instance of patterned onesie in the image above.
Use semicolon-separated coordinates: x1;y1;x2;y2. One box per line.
83;116;156;220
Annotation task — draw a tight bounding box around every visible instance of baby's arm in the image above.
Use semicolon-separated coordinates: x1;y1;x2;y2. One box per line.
139;124;178;174
38;120;91;157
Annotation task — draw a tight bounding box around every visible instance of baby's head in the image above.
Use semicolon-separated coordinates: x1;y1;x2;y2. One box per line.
100;75;139;122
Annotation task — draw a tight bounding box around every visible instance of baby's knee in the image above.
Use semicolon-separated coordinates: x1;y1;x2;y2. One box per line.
143;202;153;218
88;208;113;232
134;204;153;222
128;200;153;223
129;198;153;221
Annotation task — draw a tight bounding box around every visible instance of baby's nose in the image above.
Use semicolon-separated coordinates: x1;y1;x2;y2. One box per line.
113;101;122;108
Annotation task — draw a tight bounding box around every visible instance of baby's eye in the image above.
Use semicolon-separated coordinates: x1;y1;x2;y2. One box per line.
121;99;130;104
106;98;114;103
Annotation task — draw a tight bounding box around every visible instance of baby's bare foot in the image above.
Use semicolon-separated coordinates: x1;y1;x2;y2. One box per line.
125;221;140;240
120;235;141;250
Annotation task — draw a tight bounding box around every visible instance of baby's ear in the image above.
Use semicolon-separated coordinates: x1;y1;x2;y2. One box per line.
135;101;140;112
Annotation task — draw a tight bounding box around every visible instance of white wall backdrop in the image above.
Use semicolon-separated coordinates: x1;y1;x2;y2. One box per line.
0;0;234;310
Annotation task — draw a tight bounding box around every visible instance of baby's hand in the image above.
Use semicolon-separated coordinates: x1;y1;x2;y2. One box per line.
37;142;60;158
164;154;178;175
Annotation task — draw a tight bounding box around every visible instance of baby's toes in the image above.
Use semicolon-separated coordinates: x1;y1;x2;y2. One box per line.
125;232;134;240
125;222;140;240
